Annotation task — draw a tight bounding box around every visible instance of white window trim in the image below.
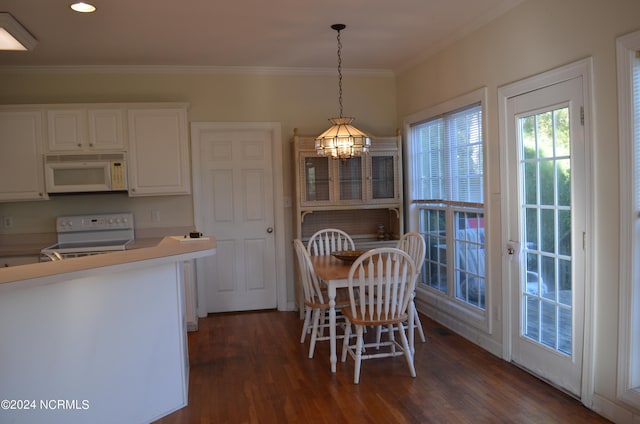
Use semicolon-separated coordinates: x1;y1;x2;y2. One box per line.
617;30;640;408
404;87;490;334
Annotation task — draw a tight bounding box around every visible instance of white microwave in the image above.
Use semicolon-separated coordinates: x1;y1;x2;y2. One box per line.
45;153;128;193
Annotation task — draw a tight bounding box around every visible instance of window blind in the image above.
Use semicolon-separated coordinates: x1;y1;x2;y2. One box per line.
411;103;483;203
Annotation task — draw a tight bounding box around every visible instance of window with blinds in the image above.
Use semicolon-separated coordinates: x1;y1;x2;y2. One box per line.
616;31;640;407
408;97;486;310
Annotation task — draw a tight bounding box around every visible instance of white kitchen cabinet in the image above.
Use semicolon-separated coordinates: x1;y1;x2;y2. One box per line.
127;106;191;196
0;110;48;202
46;108;125;152
297;135;400;208
293;129;404;243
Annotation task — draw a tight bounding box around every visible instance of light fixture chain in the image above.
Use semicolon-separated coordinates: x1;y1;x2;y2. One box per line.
336;28;343;118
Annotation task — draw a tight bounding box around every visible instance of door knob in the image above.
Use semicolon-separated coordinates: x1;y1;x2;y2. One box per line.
267;227;274;233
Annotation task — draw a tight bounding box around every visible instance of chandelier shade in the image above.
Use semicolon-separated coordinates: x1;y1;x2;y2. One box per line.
315;117;371;158
315;24;370;159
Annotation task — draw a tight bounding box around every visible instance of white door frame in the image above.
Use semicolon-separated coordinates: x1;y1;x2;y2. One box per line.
190;122;287;313
498;58;594;404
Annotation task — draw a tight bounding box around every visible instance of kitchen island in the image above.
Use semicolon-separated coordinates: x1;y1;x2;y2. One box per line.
0;236;216;424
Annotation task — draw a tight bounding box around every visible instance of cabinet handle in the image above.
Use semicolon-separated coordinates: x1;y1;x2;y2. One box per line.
77;143;82;147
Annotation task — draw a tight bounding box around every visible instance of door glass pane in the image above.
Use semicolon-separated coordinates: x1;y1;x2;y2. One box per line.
537;111;554;158
371;155;395;199
525;207;538;249
304;157;329;201
519;106;572;356
524;162;537;204
338;157;362;201
557;159;571;206
540;209;555;253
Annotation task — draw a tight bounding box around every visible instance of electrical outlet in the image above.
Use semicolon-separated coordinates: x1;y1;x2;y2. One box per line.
2;216;14;229
151;210;161;223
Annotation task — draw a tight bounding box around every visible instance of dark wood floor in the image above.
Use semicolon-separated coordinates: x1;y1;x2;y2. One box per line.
154;310;609;424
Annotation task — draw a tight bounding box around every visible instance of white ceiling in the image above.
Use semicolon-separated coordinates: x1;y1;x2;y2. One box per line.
0;0;523;72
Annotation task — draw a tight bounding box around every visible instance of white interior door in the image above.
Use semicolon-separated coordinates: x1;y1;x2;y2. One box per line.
503;74;587;397
191;123;280;313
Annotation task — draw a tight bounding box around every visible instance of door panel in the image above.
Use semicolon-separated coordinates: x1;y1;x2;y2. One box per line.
193;127;277;313
505;76;586;396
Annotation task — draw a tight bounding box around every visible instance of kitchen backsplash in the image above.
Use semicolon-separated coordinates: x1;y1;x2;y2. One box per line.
0;192;194;235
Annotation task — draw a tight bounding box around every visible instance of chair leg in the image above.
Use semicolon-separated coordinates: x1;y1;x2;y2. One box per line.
398;323;416;378
309;308;321;359
388;324;396;354
300;306;312;343
375;326;382;349
341;318;352;362
414;308;426;343
354;325;364;384
318;308;327;338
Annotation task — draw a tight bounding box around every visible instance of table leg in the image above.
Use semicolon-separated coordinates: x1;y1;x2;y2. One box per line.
328;284;337;373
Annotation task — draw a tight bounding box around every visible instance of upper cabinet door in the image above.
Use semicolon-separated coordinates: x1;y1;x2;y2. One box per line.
127;107;191;196
47;109;85;151
299;153;333;206
87;109;125;150
47;108;125;152
0;110;48;201
367;151;400;203
337;156;365;204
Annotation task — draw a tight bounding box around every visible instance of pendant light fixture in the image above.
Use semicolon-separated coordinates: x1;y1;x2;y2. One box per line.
315;24;371;159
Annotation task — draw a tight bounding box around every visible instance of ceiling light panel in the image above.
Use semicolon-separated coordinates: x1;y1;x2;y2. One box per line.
0;13;37;51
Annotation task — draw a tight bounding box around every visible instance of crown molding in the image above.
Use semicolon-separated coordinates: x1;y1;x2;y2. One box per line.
0;64;395;77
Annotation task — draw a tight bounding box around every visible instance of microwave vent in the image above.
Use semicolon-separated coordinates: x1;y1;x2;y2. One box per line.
45;153;126;163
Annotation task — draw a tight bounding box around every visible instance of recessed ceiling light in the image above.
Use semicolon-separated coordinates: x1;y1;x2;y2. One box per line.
0;13;37;51
70;2;97;13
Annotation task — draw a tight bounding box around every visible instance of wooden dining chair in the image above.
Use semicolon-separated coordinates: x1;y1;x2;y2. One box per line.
307;228;355;256
294;239;349;358
396;232;427;343
341;247;417;384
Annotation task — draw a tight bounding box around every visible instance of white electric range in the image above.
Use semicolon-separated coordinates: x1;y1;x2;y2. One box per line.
41;213;134;261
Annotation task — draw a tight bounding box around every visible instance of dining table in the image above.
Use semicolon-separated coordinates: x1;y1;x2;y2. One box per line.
308;254;416;373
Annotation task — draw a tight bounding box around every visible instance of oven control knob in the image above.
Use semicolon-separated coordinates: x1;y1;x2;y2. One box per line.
108;218;115;224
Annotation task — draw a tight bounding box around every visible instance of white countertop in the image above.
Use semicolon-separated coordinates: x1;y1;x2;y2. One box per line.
0;236;216;287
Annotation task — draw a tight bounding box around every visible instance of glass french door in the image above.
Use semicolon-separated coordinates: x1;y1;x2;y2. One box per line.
505;75;586;397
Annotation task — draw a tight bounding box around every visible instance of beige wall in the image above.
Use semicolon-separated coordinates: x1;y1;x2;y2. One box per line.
396;0;640;418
